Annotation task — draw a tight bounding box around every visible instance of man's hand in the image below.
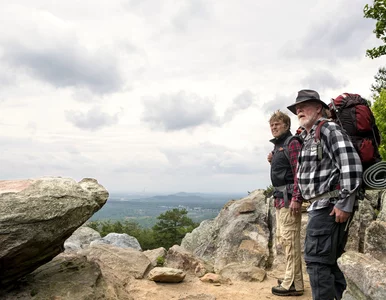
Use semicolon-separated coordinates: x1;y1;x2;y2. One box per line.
329;206;351;223
267;151;273;163
289;201;301;216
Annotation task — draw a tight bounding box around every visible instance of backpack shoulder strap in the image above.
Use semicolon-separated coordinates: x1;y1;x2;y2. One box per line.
314;120;328;142
283;135;303;162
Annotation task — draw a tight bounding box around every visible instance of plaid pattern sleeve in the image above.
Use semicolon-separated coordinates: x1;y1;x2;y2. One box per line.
288;138;303;203
288;139;302;177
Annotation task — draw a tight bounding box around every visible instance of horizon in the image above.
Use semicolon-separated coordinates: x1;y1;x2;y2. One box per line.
106;190;249;197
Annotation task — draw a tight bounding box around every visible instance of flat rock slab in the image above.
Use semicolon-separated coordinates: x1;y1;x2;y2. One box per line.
0;177;108;286
148;267;186;283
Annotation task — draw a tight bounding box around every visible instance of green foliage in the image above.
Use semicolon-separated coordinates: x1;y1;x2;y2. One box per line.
368;67;386;160
264;185;274;198
371;67;386;97
364;0;386;59
372;90;386;159
156;256;165;266
87;220;138;237
152;208;198;250
87;208;198;250
363;0;386;59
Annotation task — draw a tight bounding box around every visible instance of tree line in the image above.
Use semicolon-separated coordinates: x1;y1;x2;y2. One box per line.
87;208;198;250
364;0;386;160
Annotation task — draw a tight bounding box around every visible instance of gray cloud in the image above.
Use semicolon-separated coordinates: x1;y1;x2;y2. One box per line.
65;106;120;131
261;94;295;115
223;90;255;123
141;91;217;131
282;1;374;62
2;41;123;94
121;0;162;13
0;67;14;87
142;90;259;131
172;0;211;31
300;69;348;91
0;136;91;179
161;142;267;176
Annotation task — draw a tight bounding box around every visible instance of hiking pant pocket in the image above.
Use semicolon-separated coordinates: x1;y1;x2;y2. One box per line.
305;228;332;257
304;206;336;264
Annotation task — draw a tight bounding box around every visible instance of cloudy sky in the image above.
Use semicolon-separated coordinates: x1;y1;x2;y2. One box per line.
0;0;383;194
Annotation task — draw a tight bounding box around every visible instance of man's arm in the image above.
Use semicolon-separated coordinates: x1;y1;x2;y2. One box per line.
322;124;363;213
267;151;273;164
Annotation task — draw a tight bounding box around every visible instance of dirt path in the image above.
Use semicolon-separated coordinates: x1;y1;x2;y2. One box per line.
129;268;312;300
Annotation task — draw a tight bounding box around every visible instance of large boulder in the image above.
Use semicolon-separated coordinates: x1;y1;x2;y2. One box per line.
0;177;108;285
64;225;101;252
148;267;186;283
81;243;151;280
181;190;270;273
364;221;386;263
0;245;149;300
0;253;113;300
144;247;167;267
346;199;375;252
338;251;386;300
90;232;142;250
165;245;212;277
377;190;386;222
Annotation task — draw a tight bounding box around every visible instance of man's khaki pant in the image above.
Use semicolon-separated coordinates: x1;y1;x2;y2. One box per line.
276;207;304;291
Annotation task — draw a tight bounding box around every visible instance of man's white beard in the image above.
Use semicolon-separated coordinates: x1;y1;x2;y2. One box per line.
298;111;319;130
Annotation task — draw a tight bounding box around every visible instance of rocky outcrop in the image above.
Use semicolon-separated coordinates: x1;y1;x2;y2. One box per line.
90;232;142;250
144;247;167;267
378;190;386;222
0;177;108;286
1;243;151;300
64;225;101;251
165;245;213;277
0;252;114;300
338;251;386;300
1;184;385;299
313;191;386;300
346;198;376;252
364;220;386;263
181;190;270;273
181;189;386;299
82;243;151;280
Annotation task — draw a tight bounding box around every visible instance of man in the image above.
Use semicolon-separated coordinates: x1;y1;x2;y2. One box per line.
268;110;304;297
288;89;362;300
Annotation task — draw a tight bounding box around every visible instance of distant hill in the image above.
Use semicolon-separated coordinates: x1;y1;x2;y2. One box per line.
90;192;245;227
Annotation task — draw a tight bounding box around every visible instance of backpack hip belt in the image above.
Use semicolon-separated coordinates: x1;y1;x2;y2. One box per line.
308;190;340;203
274;184;294;208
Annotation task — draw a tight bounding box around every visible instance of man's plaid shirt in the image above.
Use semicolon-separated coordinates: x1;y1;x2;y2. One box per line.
273;138;303;208
292;118;362;212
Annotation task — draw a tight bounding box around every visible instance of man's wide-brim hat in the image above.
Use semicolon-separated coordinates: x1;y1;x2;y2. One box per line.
287;89;329;115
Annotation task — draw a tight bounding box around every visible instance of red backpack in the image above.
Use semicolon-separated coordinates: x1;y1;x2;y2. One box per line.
327;93;382;170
